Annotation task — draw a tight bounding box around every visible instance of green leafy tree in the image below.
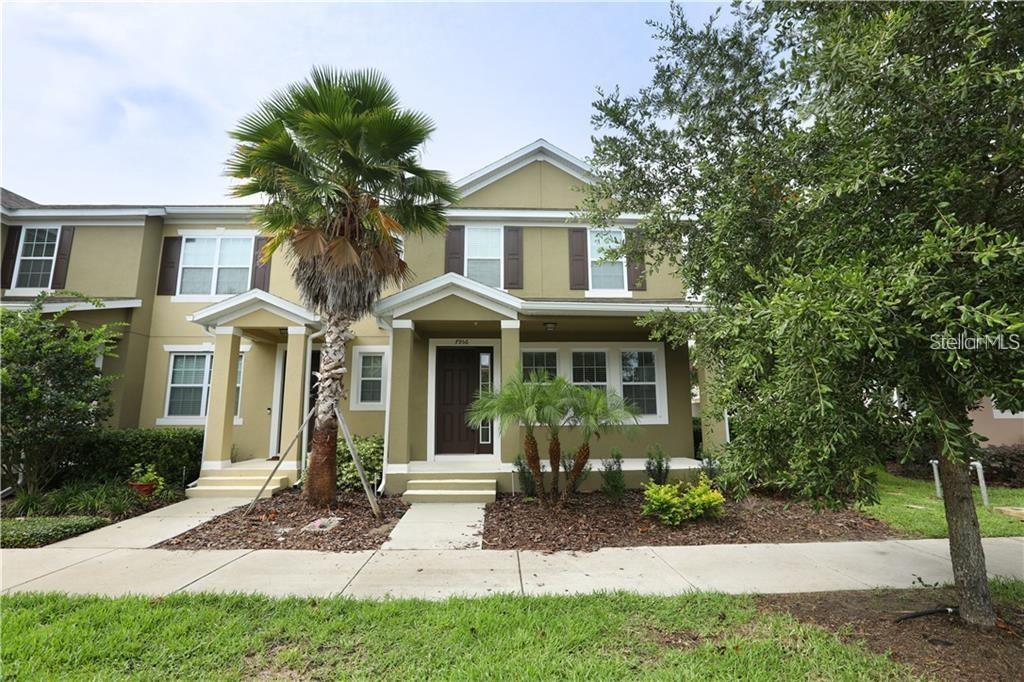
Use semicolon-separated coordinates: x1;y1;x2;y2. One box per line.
227;67;458;507
583;3;1024;625
1;293;122;495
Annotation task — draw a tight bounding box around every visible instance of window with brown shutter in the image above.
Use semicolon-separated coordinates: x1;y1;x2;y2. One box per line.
503;226;523;289
156;236;182;295
49;226;75;289
1;225;22;289
568;228;588;290
444;225;464;275
250;236;272;291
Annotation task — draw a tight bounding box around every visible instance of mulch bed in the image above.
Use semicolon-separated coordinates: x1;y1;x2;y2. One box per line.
759;588;1024;681
156;489;407;552
483;491;901;552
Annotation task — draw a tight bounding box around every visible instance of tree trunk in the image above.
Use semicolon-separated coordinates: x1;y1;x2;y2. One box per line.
523;432;547;506
560;442;591;506
548;434;561;497
936;451;996;626
303;312;354;507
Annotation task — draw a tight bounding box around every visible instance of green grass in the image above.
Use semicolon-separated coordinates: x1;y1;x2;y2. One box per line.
859;470;1023;538
1;592;917;680
0;516;108;548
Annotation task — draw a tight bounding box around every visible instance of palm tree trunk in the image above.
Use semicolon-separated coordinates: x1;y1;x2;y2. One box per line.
304;311;354;507
548;434;561;497
523;432;547;506
560;442;591;506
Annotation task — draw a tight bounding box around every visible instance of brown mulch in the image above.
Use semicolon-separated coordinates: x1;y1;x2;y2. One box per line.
482;491;902;552
156;489;407;552
759;588;1024;682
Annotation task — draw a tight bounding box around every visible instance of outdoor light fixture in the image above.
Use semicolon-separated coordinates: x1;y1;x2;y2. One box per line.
544;322;557;333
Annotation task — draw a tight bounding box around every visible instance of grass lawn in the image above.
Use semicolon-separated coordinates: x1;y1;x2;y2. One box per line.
0;516;108;548
859;470;1023;538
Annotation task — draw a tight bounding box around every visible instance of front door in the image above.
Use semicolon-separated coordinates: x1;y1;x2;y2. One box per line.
435;347;493;455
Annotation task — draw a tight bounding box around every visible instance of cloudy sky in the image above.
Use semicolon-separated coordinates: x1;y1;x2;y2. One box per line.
2;2;723;205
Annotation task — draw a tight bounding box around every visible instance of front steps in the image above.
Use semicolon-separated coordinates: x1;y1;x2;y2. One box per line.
186;463;296;499
402;478;497;504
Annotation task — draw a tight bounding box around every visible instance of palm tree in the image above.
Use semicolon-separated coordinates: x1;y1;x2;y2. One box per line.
560;388;637;505
227;67;458;507
468;371;550;506
535;376;575;497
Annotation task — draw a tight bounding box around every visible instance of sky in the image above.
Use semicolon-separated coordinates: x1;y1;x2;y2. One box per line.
2;2;724;205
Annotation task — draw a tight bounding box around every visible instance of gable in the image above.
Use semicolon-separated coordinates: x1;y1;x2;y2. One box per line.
458;161;587;210
400;294;513;322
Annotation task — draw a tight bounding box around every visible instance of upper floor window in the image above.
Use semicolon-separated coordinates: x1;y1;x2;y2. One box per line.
465;226;502;288
588;228;626;291
14;227;60;288
178;236;253;296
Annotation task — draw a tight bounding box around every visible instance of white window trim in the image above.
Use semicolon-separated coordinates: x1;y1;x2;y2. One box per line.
463;224;504;290
522;341;669;425
586;227;631;298
992;407;1023;419
521;348;560;382
11;224;61;292
569;347;611;394
620;347;664;419
157;351;244;425
350;345;390;411
172;230;255;302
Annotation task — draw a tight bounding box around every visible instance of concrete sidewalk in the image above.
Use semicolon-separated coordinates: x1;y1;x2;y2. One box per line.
3;537;1021;600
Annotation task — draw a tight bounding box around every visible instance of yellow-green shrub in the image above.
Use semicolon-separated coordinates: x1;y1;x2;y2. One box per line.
642;474;725;526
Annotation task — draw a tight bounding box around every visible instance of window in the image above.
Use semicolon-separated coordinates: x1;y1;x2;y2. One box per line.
14;227;60;288
572;351;607;393
178;236;253;296
165;353;242;418
479;352;492;444
621;351;658;415
588;228;626;291
351;346;389;410
465;226;502;288
522;351;557;381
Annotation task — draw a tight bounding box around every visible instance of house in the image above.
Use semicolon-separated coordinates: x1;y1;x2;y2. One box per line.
0;141;711;501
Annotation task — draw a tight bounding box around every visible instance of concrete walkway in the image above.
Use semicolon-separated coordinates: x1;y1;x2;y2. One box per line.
3;537;1021;600
383;504;486;550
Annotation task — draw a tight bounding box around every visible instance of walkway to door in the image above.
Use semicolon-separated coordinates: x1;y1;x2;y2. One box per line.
382;503;487;550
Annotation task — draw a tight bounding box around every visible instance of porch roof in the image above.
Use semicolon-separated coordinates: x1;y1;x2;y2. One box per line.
187;289;320;331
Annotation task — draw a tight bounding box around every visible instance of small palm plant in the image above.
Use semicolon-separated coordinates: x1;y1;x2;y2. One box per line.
227;67;458;507
468;371;550;506
535;376;575;497
560;388;638;505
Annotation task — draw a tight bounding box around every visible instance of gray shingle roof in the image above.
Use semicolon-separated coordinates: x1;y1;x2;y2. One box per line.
1;188;41;209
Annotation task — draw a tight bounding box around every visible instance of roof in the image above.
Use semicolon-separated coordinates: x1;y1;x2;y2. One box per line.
454;139;593;199
187;289;320;329
1;189;40;209
0;296;143;313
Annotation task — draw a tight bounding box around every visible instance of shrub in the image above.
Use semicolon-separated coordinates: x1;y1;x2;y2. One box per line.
0;516;108;548
978;445;1024;487
645;444;671;484
642;474;725;526
600;449;626;501
561;457;591;494
68;428;204;489
336;434;384;492
4;481;181;521
514;455;537;497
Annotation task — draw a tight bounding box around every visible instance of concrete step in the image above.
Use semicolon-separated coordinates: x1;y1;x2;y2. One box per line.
186;483;288;499
402;489;496;504
195;475;291;488
199;466;295;477
405;478;497;492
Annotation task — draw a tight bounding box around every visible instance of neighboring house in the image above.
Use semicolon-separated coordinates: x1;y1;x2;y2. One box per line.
0;141;707;500
969;398;1024;447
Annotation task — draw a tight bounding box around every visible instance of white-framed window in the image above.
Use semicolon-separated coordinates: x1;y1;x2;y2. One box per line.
588;227;627;293
161;352;243;423
13;226;61;289
464;225;502;288
621;350;658;415
571;351;608;393
479;352;492;444
351;345;390;411
522;350;558;381
177;235;253;296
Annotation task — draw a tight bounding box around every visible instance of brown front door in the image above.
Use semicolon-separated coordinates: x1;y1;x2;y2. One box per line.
435;347;493;455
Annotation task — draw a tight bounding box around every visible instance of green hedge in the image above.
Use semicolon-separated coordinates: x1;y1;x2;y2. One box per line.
67;429;204;488
0;516;108;548
336;434;384;492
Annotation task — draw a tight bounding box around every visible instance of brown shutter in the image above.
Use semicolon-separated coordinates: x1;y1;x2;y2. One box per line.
444;225;464;275
1;225;22;289
156;236;182;295
250;236;272;291
49;226;75;289
503;226;523;289
568;228;588;290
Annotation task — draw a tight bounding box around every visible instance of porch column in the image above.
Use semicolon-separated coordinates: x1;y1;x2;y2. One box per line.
499;319;521;464
278;326;309;460
386;320;414;465
202;326;241;466
695;339;728;457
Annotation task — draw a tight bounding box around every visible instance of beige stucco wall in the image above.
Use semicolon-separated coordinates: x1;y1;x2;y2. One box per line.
458;161;585;210
970;397;1024;446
